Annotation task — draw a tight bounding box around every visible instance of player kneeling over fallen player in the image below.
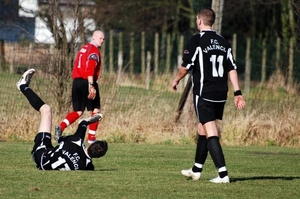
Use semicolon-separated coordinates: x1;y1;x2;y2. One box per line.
16;69;108;170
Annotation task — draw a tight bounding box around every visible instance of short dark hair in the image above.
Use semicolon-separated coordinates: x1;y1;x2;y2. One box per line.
88;140;108;158
197;7;215;26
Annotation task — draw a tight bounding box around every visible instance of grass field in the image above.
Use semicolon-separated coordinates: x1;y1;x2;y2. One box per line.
1;70;300;198
1;142;300;199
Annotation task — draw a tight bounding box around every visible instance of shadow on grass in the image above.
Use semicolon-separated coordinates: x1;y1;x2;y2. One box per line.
96;168;118;172
231;176;300;182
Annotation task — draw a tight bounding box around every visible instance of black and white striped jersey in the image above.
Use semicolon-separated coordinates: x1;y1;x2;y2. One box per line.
182;30;237;102
42;135;94;170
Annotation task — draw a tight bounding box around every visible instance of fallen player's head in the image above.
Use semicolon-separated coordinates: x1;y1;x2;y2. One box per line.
88;140;108;158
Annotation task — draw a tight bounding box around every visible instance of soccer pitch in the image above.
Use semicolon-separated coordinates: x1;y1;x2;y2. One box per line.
1;142;299;199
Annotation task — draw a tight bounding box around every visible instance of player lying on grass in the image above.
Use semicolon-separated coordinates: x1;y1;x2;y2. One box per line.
16;69;108;170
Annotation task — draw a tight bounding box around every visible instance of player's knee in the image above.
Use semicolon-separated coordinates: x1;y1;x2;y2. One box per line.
76;111;83;116
40;104;52;115
92;109;101;115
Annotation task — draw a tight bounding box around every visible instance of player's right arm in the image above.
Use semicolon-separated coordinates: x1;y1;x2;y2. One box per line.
172;67;188;91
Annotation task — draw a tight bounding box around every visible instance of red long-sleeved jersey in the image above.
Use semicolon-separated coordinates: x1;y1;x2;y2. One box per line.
72;43;101;80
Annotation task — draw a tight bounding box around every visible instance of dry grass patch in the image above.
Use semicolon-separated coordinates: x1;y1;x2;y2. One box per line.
2;71;300;146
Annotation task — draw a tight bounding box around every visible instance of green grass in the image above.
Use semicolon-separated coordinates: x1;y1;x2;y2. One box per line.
1;142;299;199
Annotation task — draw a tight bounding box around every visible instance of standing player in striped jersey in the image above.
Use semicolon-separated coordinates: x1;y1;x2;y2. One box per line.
55;30;105;144
172;7;245;183
16;69;108;170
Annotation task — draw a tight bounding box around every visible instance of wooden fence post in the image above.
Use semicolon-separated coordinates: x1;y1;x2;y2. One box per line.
109;29;114;75
244;37;251;97
165;34;171;73
154;33;159;76
177;35;184;92
232;33;237;60
28;43;33;67
117;32;123;84
9;43;14;74
141;31;145;75
101;36;106;74
160;32;166;70
129;32;134;76
117;51;123;85
275;37;281;72
260;38;267;85
287;37;295;87
0;40;5;71
145;51;151;89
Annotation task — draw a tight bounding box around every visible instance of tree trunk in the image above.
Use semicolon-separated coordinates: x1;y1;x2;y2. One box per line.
287;1;296;87
212;0;224;34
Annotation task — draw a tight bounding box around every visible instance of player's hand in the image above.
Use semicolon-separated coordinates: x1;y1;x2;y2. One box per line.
88;84;96;100
234;95;246;110
172;80;179;91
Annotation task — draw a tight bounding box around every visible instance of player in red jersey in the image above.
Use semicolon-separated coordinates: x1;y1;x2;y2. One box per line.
55;30;105;144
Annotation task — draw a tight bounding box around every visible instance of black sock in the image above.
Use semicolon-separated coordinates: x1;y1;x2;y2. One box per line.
192;135;208;173
74;121;88;138
20;85;45;111
207;136;228;178
219;170;228;178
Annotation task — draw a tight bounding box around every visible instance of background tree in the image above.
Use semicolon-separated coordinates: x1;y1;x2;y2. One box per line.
222;0;299;86
94;0;210;34
15;0;300;111
36;0;96;113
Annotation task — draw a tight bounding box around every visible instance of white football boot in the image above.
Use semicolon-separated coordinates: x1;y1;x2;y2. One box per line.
16;68;35;90
181;168;201;180
210;176;230;183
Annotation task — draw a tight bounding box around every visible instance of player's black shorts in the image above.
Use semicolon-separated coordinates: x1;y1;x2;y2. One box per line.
31;132;54;170
193;95;225;124
72;78;101;112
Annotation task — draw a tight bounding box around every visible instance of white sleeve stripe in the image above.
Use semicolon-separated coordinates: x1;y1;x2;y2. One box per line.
227;48;237;69
197;47;204;96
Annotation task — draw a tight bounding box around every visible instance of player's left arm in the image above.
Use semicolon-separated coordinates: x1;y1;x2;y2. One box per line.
229;70;246;110
86;53;99;100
